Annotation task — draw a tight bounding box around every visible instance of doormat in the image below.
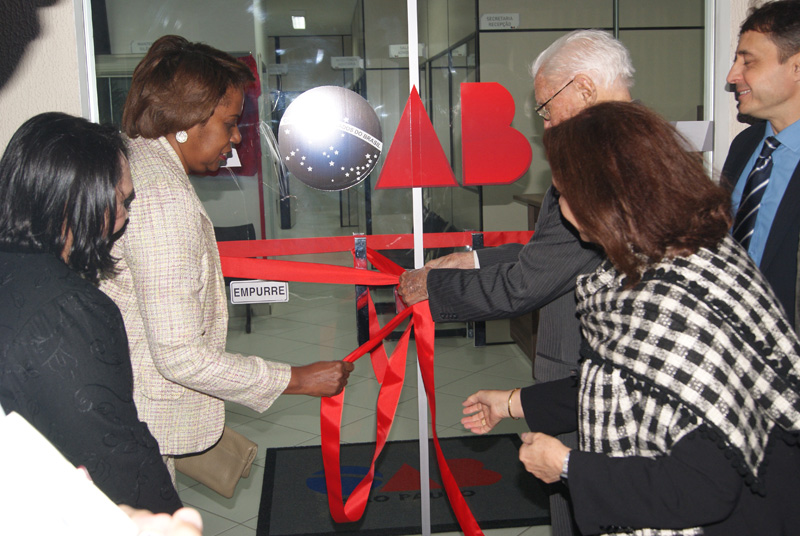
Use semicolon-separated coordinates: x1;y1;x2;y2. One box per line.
256;434;550;536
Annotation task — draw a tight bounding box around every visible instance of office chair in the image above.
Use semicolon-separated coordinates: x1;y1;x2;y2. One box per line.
214;223;257;334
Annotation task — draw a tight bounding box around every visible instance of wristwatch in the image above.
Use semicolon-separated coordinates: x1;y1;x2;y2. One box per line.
560;451;571;480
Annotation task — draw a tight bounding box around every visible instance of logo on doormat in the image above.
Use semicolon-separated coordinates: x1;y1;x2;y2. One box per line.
306;458;501;496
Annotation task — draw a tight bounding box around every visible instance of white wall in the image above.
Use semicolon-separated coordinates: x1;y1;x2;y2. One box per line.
474;0;707;233
0;0;83;150
713;0;765;169
478;30;566;232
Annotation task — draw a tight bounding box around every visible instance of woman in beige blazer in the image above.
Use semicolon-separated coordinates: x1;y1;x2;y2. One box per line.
100;35;353;469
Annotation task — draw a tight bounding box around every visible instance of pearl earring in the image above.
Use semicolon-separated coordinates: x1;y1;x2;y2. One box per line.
176;131;188;143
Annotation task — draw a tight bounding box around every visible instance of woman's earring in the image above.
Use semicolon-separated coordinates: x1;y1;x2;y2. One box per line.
176;131;188;144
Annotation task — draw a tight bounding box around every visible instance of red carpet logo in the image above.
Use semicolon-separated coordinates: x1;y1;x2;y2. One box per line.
306;458;501;496
381;459;502;492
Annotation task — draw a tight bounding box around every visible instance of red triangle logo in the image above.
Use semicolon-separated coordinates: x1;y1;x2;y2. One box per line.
380;463;442;491
376;87;458;189
448;458;502;486
378;458;502;492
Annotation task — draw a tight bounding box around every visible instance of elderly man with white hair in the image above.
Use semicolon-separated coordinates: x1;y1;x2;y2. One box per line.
397;29;635;536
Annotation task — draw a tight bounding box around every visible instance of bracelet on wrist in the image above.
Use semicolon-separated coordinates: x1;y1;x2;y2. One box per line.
507;388;520;420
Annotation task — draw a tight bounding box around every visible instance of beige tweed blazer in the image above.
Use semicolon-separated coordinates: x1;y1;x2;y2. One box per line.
100;136;291;455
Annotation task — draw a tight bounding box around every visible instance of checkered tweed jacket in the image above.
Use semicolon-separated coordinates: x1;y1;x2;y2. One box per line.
100;136;291;456
575;235;800;536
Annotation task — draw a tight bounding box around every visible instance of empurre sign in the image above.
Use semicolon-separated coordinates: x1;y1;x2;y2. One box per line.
229;280;289;304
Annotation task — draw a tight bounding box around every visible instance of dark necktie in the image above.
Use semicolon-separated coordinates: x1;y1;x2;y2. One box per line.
732;136;781;249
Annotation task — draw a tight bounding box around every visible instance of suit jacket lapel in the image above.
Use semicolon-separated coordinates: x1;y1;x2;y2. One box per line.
761;163;800;271
721;123;765;189
719;122;799;273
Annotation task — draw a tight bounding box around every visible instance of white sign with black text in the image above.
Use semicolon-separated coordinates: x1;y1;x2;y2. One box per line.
331;56;364;69
230;280;289;304
479;13;519;30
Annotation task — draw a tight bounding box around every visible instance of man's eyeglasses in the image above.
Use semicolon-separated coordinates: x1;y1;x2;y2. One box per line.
535;79;575;121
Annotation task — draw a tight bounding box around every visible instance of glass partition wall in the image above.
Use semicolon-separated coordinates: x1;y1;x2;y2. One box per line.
92;0;706;252
88;0;710;405
86;0;709;532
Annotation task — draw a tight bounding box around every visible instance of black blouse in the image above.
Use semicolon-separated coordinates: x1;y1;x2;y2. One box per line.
0;251;181;513
520;378;800;535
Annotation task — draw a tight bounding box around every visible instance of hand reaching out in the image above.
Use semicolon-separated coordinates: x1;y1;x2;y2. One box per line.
284;360;355;397
461;389;519;434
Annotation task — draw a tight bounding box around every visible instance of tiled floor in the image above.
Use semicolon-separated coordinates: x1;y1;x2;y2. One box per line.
176;284;551;536
177;204;551;535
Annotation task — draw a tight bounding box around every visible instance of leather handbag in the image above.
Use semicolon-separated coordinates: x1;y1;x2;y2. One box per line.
174;426;258;498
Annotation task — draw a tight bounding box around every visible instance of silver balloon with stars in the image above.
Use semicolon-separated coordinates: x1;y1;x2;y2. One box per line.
278;86;383;191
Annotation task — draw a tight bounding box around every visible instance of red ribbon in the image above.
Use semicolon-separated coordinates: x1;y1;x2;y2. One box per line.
217;230;533;258
319;293;413;521
322;249;483;535
218;233;537;535
320;296;483;535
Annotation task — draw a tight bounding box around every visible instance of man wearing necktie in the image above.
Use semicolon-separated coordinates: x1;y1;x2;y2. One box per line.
723;0;800;332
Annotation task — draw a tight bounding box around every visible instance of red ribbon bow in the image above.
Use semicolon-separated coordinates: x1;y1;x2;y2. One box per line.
218;234;532;535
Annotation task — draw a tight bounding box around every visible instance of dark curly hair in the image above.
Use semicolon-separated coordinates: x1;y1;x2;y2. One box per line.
0;112;128;283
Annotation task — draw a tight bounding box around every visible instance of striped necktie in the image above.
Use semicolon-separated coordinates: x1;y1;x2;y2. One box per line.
732;136;781;249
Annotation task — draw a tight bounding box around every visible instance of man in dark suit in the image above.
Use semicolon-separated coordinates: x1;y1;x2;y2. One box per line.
397;29;635;536
724;0;800;333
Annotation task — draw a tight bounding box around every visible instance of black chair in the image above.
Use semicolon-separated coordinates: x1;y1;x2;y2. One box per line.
214;224;257;334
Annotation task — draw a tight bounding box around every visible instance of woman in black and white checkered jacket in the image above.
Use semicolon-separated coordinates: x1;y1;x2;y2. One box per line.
463;102;800;536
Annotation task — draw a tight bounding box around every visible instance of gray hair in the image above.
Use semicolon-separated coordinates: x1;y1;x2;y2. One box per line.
531;29;635;90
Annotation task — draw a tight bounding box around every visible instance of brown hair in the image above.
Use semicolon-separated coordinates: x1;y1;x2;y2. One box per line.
741;0;800;63
543;102;732;286
121;35;254;139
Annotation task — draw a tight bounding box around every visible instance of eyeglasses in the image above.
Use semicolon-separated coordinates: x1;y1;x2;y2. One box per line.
535;79;575;121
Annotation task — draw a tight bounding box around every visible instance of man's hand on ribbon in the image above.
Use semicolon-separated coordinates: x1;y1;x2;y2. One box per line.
284;361;355;397
397;266;430;305
398;251;477;306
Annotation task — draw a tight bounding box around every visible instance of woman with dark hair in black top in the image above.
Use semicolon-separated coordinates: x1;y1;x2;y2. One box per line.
0;112;181;513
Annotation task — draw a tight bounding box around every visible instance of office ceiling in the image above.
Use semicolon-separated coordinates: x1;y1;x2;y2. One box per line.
261;1;359;36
